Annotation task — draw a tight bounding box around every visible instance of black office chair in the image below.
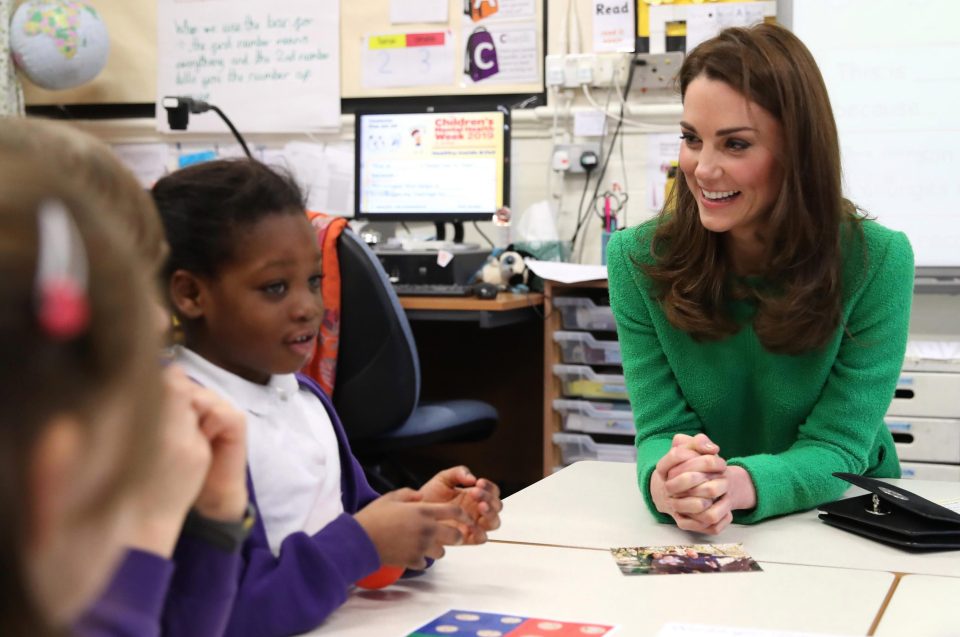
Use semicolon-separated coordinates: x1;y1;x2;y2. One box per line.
332;229;497;490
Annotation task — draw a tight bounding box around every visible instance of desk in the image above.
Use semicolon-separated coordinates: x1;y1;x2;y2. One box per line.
874;574;960;636
399;292;544;329
495;461;960;578
394;292;545;492
310;542;893;637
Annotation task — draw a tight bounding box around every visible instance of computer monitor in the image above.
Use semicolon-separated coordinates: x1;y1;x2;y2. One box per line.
354;106;510;228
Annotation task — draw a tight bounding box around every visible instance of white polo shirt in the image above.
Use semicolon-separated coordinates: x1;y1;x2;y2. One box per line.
173;346;344;556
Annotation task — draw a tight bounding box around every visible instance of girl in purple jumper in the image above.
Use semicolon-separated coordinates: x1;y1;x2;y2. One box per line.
153;158;503;637
0;153;169;635
0;117;250;637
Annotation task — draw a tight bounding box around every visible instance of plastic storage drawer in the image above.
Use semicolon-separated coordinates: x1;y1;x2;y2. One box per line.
554;364;628;400
553;432;636;465
888;372;960;418
886;416;960;463
899;462;960;481
553;399;634;436
553;331;622;365
552;297;617;332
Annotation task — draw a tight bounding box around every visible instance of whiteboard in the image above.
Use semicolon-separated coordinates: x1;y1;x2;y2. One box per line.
790;0;960;268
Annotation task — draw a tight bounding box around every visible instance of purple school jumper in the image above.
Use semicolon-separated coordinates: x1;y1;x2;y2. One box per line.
73;524;240;637
76;374;382;637
221;374;382;637
74;533;241;637
74;549;173;637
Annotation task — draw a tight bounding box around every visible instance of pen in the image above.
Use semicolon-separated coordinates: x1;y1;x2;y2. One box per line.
604;195;611;233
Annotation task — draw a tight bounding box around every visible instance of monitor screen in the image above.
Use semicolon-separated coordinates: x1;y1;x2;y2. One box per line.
355;106;510;222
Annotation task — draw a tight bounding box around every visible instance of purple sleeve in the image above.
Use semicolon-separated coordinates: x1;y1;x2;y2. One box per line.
222;376;383;637
223;513;380;637
161;535;242;637
73;549;174;637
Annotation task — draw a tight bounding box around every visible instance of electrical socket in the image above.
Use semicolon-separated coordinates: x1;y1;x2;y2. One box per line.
554;142;602;174
632;52;684;91
547;53;634;89
593;53;630;88
545;54;565;87
575;55;594;85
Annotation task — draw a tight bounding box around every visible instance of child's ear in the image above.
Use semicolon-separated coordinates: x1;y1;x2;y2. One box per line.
169;270;206;319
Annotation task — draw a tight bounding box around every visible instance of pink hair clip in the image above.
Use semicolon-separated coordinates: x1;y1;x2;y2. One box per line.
35;199;90;341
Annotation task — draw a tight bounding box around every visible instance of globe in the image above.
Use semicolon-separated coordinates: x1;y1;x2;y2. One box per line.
9;0;110;91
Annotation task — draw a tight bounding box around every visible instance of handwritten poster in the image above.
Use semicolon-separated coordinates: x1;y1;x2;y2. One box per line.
156;0;339;133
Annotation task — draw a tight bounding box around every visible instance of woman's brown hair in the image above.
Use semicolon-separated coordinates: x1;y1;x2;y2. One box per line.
0;155;164;633
644;23;862;354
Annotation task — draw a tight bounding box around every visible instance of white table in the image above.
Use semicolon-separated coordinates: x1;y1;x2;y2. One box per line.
311;541;893;636
495;461;960;577
874;574;960;637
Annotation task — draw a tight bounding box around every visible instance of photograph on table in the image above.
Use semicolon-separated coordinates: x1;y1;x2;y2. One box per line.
611;543;762;576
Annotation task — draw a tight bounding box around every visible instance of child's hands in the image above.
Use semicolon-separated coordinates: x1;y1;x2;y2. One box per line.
354;488;474;570
418;466;502;544
189;386;248;523
126;365;213;557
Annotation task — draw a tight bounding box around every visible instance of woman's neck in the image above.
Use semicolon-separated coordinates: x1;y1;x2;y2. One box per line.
725;228;768;277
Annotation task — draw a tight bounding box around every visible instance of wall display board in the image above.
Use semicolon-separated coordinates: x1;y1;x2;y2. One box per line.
342;0;543;99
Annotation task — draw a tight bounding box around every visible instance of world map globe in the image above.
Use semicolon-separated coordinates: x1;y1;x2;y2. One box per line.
10;0;110;90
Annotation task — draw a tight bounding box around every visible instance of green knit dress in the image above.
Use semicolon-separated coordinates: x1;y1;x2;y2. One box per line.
606;218;913;523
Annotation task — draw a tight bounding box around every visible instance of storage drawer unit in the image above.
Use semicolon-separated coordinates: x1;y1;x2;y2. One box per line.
888;372;960;418
899;462;960;481
553;331;622;366
553;399;634;436
553;432;636;464
553;364;628;401
552;297;617;332
886;416;960;464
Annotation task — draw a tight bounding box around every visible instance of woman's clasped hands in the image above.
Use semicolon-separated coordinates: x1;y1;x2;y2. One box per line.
650;433;756;535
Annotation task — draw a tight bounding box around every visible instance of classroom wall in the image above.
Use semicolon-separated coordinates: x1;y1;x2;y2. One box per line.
40;0;959;343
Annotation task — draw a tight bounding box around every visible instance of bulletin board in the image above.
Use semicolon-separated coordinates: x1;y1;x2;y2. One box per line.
330;0;543;99
21;0;544;106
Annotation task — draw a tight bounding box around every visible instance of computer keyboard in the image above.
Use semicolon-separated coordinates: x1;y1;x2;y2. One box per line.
392;283;474;297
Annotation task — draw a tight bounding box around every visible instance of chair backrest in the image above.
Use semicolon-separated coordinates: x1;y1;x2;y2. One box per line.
332;229;420;440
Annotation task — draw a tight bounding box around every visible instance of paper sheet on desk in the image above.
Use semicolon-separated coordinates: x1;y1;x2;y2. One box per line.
657;623;861;637
525;260;607;284
938;497;960;514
